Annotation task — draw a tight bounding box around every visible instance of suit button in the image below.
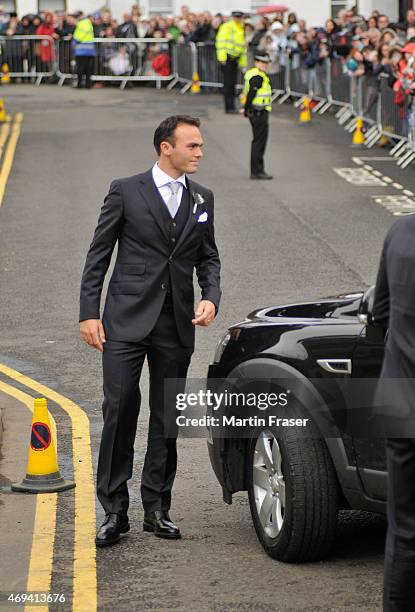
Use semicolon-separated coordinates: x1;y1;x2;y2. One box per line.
171;237;176;243
169;256;173;262
161;283;167;290
172;222;177;227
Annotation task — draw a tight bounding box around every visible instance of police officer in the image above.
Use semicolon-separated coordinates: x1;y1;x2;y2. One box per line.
243;52;273;180
215;11;246;114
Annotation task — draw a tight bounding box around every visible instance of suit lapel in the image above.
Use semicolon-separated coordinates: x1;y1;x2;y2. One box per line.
137;169;169;243
173;177;200;253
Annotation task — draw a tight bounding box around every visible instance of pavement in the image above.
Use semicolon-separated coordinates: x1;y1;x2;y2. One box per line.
1;83;411;610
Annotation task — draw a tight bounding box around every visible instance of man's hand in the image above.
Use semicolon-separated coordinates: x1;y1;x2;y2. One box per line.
80;319;106;352
192;300;216;327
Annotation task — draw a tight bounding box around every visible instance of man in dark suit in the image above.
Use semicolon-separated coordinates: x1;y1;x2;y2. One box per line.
373;215;415;611
79;115;221;547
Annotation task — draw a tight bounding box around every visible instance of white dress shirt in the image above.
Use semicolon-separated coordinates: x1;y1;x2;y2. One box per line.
152;162;186;208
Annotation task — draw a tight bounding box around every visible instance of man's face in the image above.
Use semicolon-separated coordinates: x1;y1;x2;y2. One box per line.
378;16;389;29
162;124;203;174
256;60;269;72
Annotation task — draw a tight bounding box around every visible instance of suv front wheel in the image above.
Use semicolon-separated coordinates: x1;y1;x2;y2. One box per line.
247;428;339;562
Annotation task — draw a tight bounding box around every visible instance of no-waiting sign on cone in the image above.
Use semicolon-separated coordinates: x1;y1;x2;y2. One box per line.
12;398;75;493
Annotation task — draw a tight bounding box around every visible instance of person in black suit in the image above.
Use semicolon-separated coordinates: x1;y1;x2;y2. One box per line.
373;215;415;611
79;115;221;547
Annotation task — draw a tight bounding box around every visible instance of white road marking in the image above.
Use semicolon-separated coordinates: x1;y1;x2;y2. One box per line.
333;167;386;186
371;195;415;216
354;156;395;161
348;157;415;212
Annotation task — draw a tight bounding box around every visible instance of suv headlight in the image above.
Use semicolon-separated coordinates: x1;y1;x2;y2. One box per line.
213;331;231;363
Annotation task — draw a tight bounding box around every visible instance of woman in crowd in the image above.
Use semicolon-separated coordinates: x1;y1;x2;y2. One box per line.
35;12;58;73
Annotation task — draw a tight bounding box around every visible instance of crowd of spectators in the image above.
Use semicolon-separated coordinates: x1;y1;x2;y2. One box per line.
1;2;415;112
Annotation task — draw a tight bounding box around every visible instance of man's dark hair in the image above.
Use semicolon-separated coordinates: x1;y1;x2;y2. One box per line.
153;115;201;155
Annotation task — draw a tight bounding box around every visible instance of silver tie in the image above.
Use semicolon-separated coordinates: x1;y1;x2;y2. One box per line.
166;182;181;218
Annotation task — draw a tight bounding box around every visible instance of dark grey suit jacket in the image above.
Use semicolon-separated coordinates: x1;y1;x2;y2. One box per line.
373;214;415;417
79;169;221;348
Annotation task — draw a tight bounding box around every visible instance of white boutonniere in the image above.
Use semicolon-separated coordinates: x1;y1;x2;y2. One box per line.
192;191;204;214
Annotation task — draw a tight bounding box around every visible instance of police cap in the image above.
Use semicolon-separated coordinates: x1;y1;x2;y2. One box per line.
254;52;271;63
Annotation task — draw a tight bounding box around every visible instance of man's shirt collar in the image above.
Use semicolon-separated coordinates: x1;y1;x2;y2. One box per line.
152;162;187;189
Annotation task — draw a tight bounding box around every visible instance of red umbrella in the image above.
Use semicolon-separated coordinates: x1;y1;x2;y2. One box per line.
256;5;289;14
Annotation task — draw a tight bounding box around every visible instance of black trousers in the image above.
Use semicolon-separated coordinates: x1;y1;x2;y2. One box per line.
384;438;415;611
97;296;193;516
249;110;269;176
76;56;94;89
222;57;238;112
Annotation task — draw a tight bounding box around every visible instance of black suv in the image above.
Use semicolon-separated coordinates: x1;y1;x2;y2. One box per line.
207;287;387;562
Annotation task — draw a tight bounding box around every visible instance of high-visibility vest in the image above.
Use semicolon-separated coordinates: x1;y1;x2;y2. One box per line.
73;18;94;42
215;19;246;68
243;68;272;112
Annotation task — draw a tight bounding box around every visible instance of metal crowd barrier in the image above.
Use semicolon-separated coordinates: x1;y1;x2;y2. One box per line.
56;37;173;89
196;43;222;88
172;46;415;168
0;35;56;84
168;42;197;93
2;35;415;168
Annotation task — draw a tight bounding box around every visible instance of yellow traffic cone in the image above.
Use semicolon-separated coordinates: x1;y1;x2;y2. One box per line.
12;398;75;493
1;63;10;84
0;98;7;123
352;117;365;146
299;97;311;123
191;71;201;94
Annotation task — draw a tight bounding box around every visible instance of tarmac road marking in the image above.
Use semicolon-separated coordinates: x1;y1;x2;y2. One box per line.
0;364;97;612
372;195;415;216
350;159;415;197
0;381;57;612
333;167;386;186
0;112;23;208
353;156;395;162
0;116;11;156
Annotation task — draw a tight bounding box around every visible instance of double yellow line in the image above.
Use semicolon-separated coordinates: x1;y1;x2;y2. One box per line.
0;112;23;208
0;364;97;611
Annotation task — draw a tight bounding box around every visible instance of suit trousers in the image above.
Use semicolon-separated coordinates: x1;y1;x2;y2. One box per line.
222;57;238;112
96;296;193;516
384;437;415;611
249;111;269;175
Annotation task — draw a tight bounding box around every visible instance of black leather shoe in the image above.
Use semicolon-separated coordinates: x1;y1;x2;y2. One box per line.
250;172;273;180
95;513;130;547
143;511;181;539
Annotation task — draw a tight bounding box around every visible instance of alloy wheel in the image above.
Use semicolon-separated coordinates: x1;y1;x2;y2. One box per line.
252;431;286;538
